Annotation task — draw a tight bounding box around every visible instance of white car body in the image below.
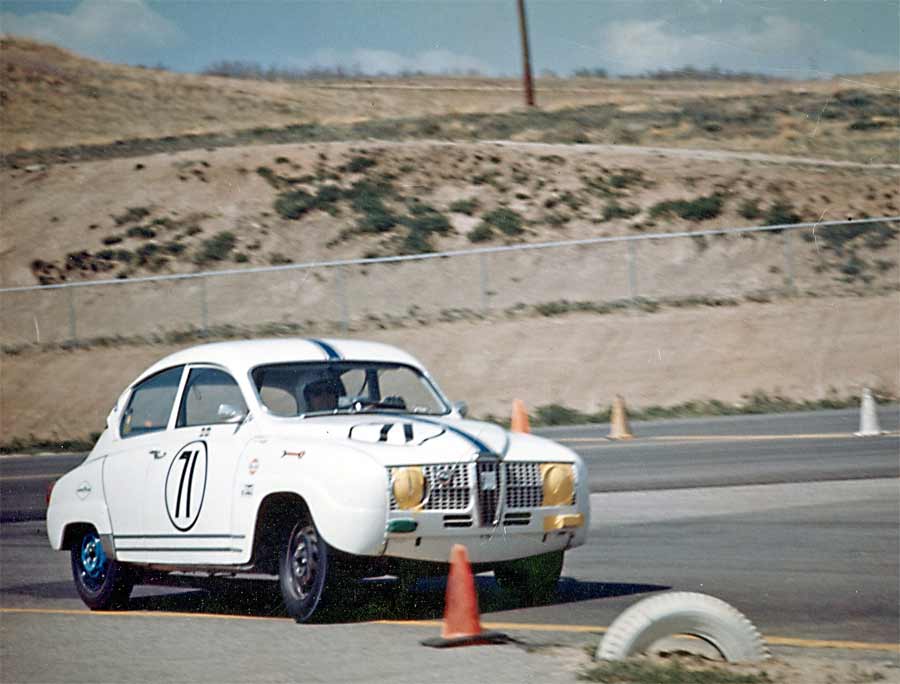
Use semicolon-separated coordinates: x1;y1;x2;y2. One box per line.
47;338;589;575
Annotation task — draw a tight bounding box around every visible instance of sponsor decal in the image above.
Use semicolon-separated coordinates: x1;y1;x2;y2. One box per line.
248;458;260;475
240;484;254;497
76;482;92;499
281;450;306;459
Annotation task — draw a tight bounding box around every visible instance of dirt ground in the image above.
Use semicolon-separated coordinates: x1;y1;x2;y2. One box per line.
2;294;896;442
561;649;900;684
2;139;897;290
3;37;897;156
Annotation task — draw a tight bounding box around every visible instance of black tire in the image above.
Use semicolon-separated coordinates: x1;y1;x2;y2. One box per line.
70;528;133;610
494;550;564;605
278;514;341;622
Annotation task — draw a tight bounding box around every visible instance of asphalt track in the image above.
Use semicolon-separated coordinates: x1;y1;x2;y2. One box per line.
1;408;898;682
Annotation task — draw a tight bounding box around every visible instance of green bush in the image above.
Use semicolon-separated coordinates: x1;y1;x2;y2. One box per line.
738;198;762;220
126;225;156;239
102;235;123;245
764;200;800;226
449;198;479;215
345;155;377;173
269;252;292;265
195;231;236;263
401;229;434;254
608;169;644;189
483;207;524;235
403;208;452;235
862;222;898;250
357;206;399;233
650;193;724;221
603;200;640;221
256;166;281;188
113;207;150;225
468;222;494;242
274;189;315;219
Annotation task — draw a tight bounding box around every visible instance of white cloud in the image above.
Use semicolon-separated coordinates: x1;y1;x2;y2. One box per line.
594;16;897;76
1;0;183;61
298;47;491;76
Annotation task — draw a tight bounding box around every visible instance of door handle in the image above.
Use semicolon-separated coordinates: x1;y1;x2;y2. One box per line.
150;450;167;460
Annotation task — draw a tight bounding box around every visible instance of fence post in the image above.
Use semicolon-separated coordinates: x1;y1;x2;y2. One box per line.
479;252;490;314
200;276;209;336
627;241;638;303
336;266;349;333
67;287;77;343
782;231;796;295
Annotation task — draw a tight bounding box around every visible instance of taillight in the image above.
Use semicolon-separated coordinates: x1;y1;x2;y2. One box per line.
46;480;56;506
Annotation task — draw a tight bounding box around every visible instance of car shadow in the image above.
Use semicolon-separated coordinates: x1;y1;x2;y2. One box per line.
123;575;669;623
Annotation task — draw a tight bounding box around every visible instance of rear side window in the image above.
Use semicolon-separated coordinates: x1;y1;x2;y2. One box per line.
120;366;184;438
176;367;247;427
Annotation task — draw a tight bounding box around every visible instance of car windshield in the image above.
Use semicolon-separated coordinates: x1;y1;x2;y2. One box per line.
250;361;450;417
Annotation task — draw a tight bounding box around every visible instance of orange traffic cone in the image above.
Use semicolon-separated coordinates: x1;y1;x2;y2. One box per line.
608;395;633;440
510;399;530;433
421;544;508;647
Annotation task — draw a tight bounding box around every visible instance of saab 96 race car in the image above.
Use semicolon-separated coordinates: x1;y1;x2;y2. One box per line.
47;338;589;622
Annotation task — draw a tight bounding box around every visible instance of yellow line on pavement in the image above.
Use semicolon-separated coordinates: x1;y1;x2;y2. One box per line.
3;608;897;653
371;619;607;634
0;607;284;622
374;619;900;652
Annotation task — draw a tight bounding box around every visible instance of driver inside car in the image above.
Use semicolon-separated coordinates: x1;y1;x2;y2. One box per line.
303;378;341;412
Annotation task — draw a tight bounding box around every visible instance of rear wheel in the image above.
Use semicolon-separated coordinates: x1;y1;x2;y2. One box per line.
494;550;564;605
278;515;342;622
70;528;133;610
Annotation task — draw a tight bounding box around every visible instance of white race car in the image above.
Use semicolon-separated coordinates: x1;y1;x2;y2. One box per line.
47;338;589;621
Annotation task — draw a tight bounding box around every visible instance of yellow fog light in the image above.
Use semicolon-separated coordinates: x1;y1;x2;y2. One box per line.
541;463;575;506
392;467;426;510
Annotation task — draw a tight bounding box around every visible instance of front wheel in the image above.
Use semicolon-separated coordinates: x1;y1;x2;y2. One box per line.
70;528;133;610
278;516;341;622
494;550;564;605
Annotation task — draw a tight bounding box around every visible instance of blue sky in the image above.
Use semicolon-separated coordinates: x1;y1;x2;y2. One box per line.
1;0;897;77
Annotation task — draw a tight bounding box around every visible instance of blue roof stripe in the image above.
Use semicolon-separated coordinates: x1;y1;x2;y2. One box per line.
309;338;341;360
407;416;493;455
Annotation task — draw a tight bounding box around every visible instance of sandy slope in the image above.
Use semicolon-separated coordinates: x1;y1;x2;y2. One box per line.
2;294;896;441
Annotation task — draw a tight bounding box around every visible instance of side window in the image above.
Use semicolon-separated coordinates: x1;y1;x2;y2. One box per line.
120;366;184;438
177;367;248;428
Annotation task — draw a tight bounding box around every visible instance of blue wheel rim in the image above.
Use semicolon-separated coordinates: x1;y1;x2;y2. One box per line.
79;532;108;591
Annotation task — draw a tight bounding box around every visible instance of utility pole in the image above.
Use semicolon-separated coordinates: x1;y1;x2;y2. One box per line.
516;0;536;107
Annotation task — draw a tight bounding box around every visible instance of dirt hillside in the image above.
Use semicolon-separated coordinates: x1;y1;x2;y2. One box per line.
2;294;896;441
1;39;898;441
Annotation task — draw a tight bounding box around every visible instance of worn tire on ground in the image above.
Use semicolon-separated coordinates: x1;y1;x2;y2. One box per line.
597;591;770;663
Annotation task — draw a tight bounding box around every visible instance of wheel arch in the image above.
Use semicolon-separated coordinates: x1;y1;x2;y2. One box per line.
249;492;310;574
60;522;97;551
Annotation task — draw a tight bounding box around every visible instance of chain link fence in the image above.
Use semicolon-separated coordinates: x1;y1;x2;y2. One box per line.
1;217;897;348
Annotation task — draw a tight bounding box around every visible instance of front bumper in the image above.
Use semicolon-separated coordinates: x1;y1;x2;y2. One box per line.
383;506;587;563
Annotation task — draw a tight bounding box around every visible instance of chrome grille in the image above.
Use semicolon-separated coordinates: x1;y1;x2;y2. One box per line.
476;460;500;526
423;463;471;511
505;462;543;509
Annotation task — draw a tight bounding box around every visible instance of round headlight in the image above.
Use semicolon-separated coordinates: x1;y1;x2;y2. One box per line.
541;463;575;507
392;467;426;510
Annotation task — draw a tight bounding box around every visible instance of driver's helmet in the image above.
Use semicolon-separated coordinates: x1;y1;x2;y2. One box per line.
301;374;345;411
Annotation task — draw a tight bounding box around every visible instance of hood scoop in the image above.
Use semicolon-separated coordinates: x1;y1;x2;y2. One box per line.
348;421;445;446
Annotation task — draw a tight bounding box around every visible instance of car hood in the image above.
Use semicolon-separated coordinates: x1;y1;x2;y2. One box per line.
260;413;575;466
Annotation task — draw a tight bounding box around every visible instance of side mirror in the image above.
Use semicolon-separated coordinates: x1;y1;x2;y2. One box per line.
453;401;469;418
217;403;246;423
